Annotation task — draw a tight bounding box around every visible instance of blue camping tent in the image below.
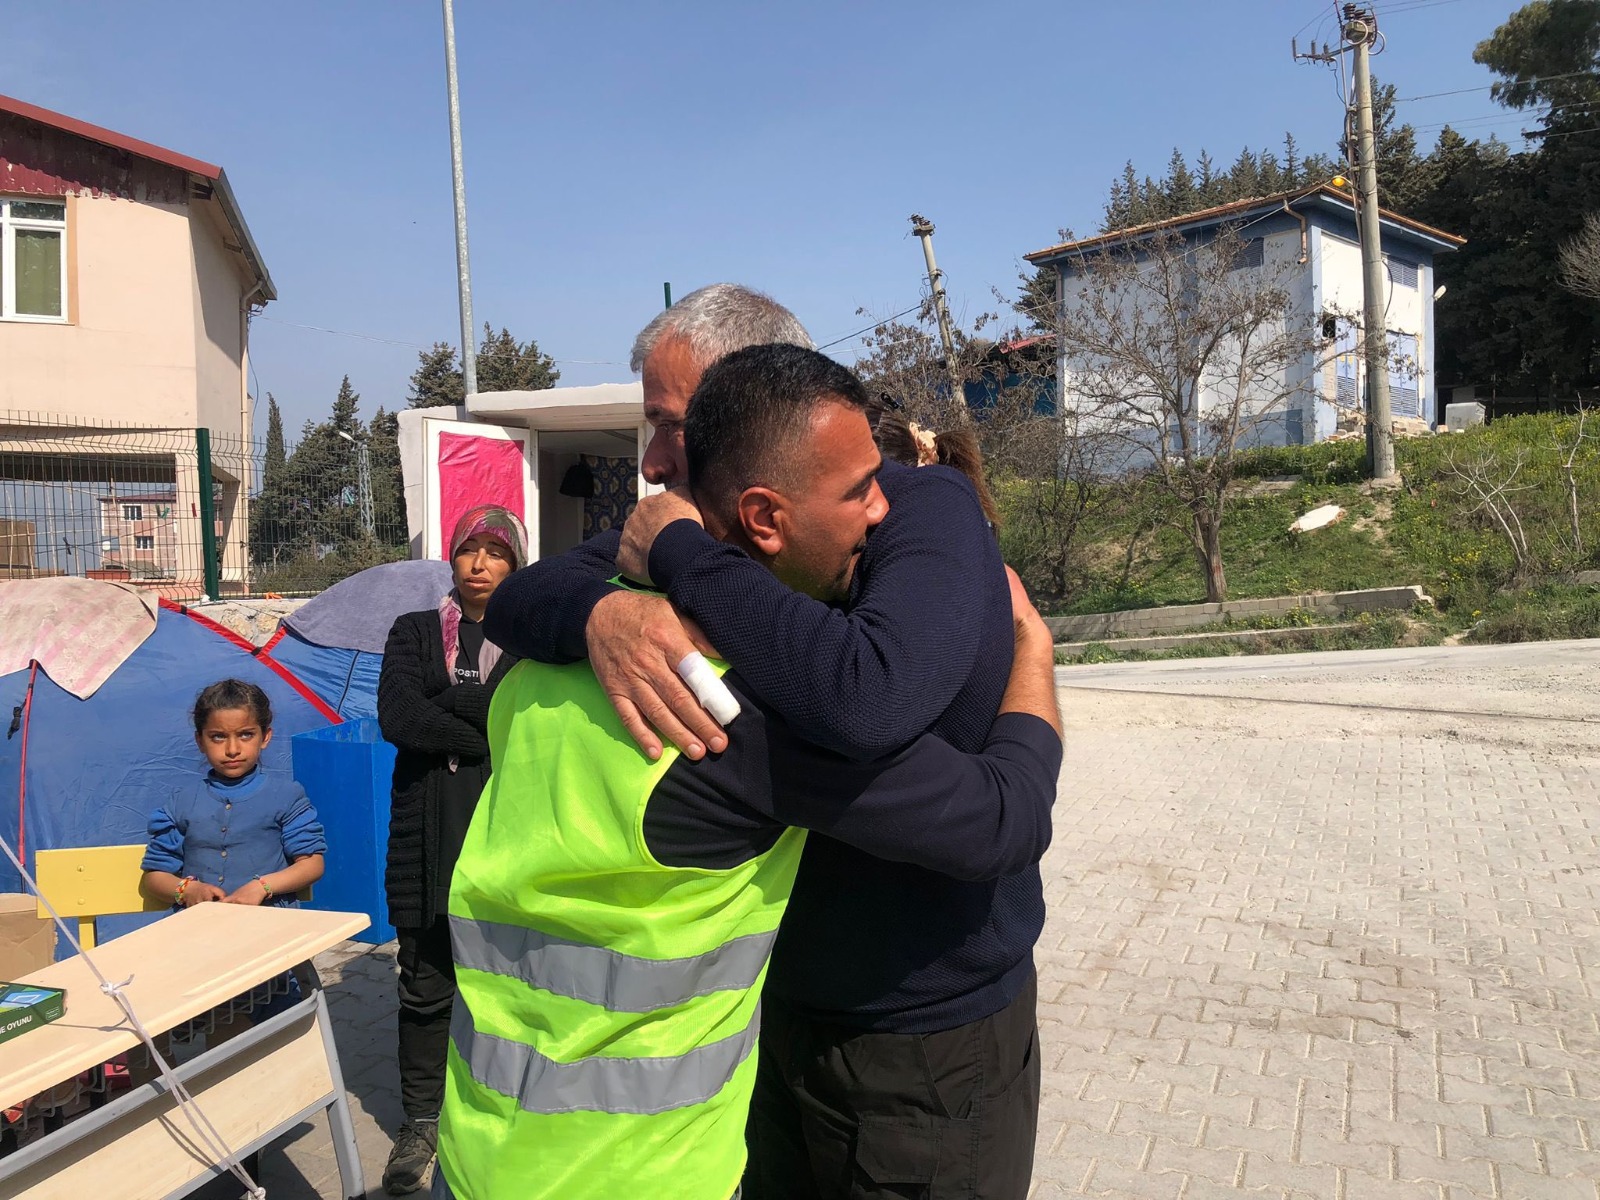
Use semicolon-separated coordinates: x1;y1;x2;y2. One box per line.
0;561;455;946
0;597;338;896
261;559;453;720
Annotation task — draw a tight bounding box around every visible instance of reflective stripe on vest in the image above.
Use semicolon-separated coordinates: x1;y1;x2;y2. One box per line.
449;914;778;1013
450;1001;760;1116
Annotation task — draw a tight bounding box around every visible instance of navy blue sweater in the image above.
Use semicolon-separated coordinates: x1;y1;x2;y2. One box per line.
484;461;1051;1031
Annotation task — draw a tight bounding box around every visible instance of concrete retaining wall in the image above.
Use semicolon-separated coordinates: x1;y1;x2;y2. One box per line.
1044;585;1429;643
1057;623;1359;658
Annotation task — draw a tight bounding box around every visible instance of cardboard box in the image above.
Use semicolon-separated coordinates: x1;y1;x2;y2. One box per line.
0;895;53;979
0;981;65;1045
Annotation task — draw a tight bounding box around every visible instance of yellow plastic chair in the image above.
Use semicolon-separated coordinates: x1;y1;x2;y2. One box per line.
33;845;311;951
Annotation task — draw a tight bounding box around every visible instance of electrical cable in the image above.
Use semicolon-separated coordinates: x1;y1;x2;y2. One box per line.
815;304;924;351
254;315;626;366
1396;70;1598;103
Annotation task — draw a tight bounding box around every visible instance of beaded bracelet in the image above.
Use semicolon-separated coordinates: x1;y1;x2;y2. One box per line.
256;874;274;900
174;875;195;903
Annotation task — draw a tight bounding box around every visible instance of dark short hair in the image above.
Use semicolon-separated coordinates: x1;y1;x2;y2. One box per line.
686;344;871;511
192;678;273;733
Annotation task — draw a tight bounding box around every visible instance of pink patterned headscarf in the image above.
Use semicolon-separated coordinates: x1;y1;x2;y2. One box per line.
439;503;525;688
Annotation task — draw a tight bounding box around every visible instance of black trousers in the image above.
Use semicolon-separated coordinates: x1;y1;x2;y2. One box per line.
396;918;458;1121
744;971;1040;1200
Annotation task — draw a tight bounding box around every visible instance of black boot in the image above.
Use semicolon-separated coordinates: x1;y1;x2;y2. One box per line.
383;1118;439;1195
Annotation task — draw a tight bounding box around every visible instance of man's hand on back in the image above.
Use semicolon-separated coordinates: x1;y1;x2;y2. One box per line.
585;589;727;761
617;487;704;585
999;566;1063;737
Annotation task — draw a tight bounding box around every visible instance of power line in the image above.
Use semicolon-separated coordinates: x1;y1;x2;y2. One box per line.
1396;69;1598;103
255;315;626;366
1368;0;1466;14
815;304;924;351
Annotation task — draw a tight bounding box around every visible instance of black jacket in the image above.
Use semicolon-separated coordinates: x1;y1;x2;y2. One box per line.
379;609;519;930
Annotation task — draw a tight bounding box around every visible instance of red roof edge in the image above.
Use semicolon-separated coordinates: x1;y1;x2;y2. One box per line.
1024;183;1465;263
0;92;276;301
0;91;221;181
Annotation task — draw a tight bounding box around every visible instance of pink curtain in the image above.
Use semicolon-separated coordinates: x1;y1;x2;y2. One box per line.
438;433;526;558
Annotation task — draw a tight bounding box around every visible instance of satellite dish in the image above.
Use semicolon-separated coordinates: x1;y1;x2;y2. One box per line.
1433;284;1447;300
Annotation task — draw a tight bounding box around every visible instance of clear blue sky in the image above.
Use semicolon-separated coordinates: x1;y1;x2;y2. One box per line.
12;0;1523;435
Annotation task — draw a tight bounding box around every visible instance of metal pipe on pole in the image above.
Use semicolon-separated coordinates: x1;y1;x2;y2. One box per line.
442;0;477;397
1347;5;1396;481
908;214;971;426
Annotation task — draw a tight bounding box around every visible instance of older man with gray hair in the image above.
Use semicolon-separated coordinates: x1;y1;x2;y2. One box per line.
633;283;815;488
487;283;1050;1199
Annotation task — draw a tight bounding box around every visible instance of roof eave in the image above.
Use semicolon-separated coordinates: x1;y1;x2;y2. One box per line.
0;92;275;300
1026;184;1464;264
210;170;276;302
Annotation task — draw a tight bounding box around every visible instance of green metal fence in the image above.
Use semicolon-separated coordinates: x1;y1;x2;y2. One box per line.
0;412;409;598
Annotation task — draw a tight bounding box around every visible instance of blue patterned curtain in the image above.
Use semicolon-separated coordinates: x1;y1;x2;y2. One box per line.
582;455;637;539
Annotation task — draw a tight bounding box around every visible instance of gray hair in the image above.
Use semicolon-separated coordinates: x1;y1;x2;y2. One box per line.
630;283;814;374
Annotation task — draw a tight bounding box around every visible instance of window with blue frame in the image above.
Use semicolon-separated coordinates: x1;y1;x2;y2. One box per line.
1385;256;1418;289
1388;331;1420;418
1230;238;1264;271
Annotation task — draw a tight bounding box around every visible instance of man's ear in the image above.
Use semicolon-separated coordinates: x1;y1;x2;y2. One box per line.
736;486;785;556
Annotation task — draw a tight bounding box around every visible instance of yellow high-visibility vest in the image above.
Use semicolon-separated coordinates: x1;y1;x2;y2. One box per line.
437;657;806;1200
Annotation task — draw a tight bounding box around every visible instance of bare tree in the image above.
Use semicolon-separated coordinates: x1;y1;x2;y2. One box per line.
1445;447;1536;579
1047;226;1329;602
849;303;996;430
1559;213;1600;302
1555;398;1596;559
851;303;1115;601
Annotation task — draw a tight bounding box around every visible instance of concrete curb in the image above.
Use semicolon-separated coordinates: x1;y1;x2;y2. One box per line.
1044;585;1428;642
1057;623;1360;658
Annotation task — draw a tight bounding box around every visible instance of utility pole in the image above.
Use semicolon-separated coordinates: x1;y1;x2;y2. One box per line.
442;0;477;397
1293;8;1395;481
909;214;971;425
1346;4;1396;481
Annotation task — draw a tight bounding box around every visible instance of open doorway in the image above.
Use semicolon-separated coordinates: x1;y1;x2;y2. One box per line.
537;429;639;557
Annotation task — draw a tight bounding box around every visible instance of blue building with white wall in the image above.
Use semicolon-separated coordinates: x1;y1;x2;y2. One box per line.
1024;184;1464;444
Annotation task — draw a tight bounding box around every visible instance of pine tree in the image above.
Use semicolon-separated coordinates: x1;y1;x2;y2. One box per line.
331;375;361;434
408;342;464;409
1196;150;1221;207
476;324;561;393
368;405;406;546
251;394;292;569
1163;148;1197;218
264;394;285;480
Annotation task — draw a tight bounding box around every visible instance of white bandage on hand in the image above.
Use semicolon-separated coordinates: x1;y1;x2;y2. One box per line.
675;651;741;728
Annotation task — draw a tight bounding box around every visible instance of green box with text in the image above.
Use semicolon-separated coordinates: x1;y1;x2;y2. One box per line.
0;980;65;1046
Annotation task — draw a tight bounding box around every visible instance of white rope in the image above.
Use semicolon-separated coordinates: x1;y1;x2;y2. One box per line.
0;833;266;1198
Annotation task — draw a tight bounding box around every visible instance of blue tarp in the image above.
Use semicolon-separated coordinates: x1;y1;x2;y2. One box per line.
2;561;457;948
0;603;337;942
267;631;383;720
266;558;451;719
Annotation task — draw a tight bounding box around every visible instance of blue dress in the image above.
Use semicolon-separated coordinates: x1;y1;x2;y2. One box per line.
142;767;327;1018
141;767;325;900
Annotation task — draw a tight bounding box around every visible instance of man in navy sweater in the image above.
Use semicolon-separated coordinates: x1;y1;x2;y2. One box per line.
485;286;1055;1198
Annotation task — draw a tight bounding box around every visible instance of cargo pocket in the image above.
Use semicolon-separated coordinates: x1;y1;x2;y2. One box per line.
853;1114;941;1195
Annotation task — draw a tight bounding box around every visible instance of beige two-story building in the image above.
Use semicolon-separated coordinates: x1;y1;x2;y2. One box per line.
0;92;274;595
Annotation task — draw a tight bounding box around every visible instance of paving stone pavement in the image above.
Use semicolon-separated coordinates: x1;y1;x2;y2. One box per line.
228;647;1600;1199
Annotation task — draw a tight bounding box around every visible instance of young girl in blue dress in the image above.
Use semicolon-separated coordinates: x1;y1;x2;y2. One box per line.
142;679;325;910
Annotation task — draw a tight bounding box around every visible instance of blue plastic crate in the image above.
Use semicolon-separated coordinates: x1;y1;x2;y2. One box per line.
291;719;396;944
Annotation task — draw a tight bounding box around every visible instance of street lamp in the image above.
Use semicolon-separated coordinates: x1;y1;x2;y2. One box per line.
335;430;376;538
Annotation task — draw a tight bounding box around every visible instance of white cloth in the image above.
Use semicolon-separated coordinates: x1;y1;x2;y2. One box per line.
0;577;158;698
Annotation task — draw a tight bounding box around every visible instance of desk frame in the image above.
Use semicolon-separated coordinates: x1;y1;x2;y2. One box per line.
0;957;365;1199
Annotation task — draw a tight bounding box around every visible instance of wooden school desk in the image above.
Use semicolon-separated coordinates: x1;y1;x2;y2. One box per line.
0;903;370;1199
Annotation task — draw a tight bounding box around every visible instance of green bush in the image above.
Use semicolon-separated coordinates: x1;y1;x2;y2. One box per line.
1467;584;1600;644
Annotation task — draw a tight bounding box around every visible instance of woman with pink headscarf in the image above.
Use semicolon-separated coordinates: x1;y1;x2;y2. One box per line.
376;504;527;1194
